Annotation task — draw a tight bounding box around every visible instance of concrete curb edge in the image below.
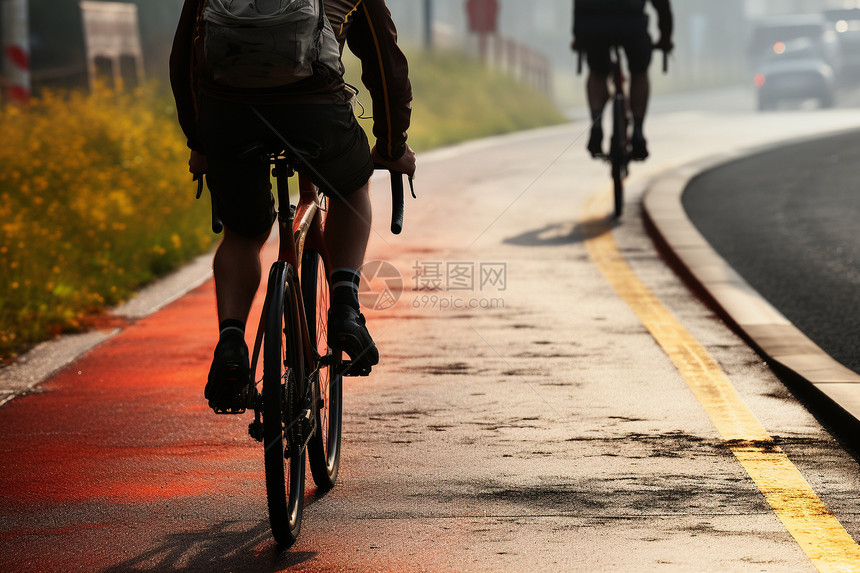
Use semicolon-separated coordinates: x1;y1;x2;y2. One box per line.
642;138;860;428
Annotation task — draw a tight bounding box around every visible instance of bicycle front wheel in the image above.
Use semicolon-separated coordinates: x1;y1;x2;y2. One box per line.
262;262;306;547
303;249;342;491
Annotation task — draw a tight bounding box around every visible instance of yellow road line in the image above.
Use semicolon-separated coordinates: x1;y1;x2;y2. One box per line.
582;190;860;573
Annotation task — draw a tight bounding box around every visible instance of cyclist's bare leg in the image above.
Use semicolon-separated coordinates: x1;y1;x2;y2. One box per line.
324;180;371;271
214;226;271;325
207;226;270;410
587;71;610;119
587;71;610;156
630;72;649;122
629;71;650;159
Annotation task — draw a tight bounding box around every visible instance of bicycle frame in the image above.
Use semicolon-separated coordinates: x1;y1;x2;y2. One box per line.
274;157;328;372
199;121;410;545
248;155;329;448
609;46;629;157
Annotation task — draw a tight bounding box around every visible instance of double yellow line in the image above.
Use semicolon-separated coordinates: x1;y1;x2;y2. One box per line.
582;191;860;573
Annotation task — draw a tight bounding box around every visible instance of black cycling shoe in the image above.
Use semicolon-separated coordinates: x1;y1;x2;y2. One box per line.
630;135;649;161
588;125;604;157
205;335;251;414
328;304;379;377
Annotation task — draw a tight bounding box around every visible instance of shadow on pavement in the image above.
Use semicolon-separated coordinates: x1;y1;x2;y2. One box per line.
504;216;618;247
101;518;316;573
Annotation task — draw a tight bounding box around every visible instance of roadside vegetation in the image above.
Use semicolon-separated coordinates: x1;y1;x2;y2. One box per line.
351;50;566;150
0;85;212;361
0;52;566;361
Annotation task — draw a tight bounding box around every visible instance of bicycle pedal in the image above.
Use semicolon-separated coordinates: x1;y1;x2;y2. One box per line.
209;385;251;415
210;402;247;415
341;360;372;377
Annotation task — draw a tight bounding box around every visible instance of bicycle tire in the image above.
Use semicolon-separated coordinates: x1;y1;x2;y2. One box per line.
611;95;626;218
263;262;305;547
303;250;343;490
612;162;624;218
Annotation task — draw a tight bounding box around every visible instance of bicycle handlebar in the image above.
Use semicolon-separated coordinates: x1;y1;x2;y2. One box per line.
195;166;413;236
195;174;223;234
374;165;414;235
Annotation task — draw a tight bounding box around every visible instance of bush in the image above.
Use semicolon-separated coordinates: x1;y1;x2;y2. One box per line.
0;85;214;360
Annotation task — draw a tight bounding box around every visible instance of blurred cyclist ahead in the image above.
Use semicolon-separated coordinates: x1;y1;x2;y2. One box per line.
572;0;673;160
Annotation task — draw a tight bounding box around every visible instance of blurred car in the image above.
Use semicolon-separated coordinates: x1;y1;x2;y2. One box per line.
750;16;837;111
824;8;860;83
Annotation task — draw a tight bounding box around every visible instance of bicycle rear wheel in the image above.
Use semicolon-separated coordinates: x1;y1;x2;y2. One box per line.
263;262;305;547
612;163;624;218
611;94;626;218
303;249;342;491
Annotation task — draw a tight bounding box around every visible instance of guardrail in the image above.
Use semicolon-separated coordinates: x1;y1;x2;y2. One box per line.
469;34;553;96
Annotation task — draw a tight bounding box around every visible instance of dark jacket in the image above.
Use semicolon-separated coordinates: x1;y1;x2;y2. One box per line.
573;0;673;43
169;0;412;161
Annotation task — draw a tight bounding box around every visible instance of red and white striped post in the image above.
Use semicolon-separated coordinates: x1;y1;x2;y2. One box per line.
1;0;31;103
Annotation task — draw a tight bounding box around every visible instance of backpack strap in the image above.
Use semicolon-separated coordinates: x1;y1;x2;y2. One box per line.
317;0;325;32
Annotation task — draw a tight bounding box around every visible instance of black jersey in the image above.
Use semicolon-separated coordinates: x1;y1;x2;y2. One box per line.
575;0;646;16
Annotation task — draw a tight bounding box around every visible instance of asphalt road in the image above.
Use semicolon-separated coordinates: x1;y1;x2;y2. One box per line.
3;89;860;571
683;129;860;375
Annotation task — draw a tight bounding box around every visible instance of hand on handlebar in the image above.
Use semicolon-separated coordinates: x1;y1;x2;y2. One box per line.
371;144;416;179
189;149;208;175
655;38;674;53
370;145;415;236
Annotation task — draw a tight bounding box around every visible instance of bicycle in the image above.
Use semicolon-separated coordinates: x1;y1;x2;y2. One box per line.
577;46;668;218
196;137;410;547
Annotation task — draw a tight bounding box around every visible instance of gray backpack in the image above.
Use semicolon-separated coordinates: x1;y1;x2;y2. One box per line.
202;0;343;88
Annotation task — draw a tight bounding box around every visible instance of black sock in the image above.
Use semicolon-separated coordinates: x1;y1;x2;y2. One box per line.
331;268;361;310
219;319;245;340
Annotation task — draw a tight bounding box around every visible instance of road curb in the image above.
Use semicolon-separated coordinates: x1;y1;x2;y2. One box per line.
642;142;860;430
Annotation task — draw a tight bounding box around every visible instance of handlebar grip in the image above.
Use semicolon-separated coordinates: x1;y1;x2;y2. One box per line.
193;174;224;234
210;192;223;234
195;174;204;199
663;51;669;74
389;171;404;235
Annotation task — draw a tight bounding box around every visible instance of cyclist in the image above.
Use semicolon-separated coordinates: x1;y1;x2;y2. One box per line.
170;0;415;413
572;0;673;160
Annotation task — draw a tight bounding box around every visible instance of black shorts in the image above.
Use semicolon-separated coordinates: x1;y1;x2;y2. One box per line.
197;96;374;237
577;13;653;75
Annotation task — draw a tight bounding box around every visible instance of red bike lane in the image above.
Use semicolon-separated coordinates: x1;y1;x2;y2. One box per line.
0;227;433;573
0;277;282;571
